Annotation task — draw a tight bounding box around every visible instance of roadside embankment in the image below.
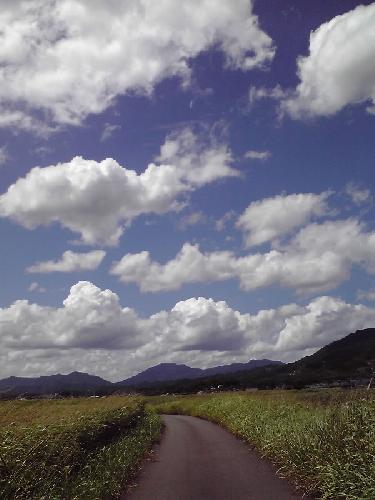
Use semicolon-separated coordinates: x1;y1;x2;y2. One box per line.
0;396;162;499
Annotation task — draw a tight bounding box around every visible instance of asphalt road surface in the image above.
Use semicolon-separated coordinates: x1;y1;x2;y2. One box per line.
122;415;306;500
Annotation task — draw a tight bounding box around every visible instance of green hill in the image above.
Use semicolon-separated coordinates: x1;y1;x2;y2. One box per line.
133;328;375;393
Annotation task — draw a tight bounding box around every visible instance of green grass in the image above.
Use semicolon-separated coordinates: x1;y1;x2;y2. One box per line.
0;396;162;499
3;390;373;498
151;390;375;499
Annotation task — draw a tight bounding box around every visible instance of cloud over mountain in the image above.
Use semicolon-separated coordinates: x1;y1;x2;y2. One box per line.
0;281;374;381
0;1;373;388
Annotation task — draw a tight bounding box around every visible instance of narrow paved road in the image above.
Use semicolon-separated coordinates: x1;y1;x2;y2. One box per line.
122;415;305;500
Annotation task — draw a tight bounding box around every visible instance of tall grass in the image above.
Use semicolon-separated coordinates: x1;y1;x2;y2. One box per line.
152;390;375;499
0;396;162;499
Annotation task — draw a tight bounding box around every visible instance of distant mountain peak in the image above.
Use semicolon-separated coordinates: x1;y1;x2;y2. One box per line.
0;371;111;396
117;359;283;386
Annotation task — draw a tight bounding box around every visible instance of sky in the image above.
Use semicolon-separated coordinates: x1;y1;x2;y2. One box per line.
0;0;374;382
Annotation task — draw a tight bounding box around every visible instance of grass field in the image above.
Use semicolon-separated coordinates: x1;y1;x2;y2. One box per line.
2;390;374;499
151;389;375;500
0;396;162;499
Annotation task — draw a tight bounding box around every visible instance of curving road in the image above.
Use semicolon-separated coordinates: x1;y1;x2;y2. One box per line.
122;415;306;500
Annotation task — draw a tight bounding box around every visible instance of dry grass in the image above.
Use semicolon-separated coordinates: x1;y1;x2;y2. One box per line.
0;396;162;499
0;395;137;428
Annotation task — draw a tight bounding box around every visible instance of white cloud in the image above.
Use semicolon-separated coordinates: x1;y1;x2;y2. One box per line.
33;145;52;158
236;192;330;247
0;280;374;380
1;282;144;352
244;150;271;161
0;128;238;245
236;219;375;294
100;123;121;142
28;282;46;293
215;210;236;232
249;84;286;105
282;4;375;118
28;282;38;292
345;182;372;206
155;297;249;352
0;108;57;136
156;128;237;186
111;219;375;294
27;250;106;273
0;0;274;129
272;296;375;352
178;211;206;230
111;243;235;292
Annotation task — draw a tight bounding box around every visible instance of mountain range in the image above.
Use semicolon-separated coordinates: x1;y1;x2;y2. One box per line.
0;359;281;397
141;328;375;394
0;328;373;397
0;371;111;397
117;359;283;386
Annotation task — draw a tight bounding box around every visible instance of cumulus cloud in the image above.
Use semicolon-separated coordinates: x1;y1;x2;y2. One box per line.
1;282;144;351
236;219;375;294
26;250;106;273
156;128;237;186
236;192;331;247
244;150;271;161
0;128;237;245
0;280;374;380
272;296;375;352
111;219;375;294
282;3;375;118
110;243;235;292
237;217;371;293
0;0;274;129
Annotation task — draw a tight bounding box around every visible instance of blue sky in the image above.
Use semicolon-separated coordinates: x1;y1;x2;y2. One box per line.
0;0;374;381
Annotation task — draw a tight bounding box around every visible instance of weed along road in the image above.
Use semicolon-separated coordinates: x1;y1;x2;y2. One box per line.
123;415;305;500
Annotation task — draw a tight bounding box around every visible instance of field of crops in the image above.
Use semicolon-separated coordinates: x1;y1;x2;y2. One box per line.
152;389;375;500
0;396;162;499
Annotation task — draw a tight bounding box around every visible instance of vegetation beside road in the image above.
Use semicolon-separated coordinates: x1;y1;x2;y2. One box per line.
2;389;373;499
151;389;375;500
0;396;162;499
